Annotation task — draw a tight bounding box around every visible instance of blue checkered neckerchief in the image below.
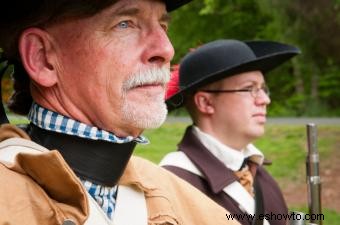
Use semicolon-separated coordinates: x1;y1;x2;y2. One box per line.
80;178;118;220
27;102;149;220
27;102;149;144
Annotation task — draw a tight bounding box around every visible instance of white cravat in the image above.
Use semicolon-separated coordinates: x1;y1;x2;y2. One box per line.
192;126;264;171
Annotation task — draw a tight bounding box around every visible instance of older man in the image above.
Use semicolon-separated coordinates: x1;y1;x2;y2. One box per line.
161;39;300;225
0;1;240;225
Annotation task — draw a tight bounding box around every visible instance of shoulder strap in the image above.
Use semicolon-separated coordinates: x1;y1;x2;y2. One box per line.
253;177;265;225
113;185;148;225
160;151;203;176
0;137;48;166
85;193;114;225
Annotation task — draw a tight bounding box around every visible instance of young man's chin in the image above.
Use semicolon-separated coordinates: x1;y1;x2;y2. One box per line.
253;128;266;138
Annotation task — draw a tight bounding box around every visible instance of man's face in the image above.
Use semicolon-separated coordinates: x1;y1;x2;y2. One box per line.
203;71;271;146
46;0;174;136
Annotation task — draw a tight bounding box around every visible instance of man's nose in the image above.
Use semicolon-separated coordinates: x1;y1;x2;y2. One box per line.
255;89;271;105
141;27;175;66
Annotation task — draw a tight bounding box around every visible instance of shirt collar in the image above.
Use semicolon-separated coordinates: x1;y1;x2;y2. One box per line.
27;102;149;144
192;126;264;171
178;126;237;193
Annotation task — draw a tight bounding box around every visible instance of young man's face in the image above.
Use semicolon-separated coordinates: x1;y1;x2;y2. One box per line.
45;0;174;136
203;71;271;148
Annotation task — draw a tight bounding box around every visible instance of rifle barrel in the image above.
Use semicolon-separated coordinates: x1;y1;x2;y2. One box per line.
306;123;322;225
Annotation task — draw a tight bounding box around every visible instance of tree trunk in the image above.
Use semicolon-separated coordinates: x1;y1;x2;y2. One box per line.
310;65;319;101
292;58;304;95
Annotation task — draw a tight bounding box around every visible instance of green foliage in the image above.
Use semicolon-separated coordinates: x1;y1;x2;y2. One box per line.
318;64;340;108
168;0;272;62
168;0;340;116
268;95;306;117
8;114;29;124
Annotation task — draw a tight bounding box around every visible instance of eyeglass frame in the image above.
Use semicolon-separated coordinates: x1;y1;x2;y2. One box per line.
200;84;270;98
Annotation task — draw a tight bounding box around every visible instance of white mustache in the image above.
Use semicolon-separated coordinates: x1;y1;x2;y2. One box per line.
123;66;170;91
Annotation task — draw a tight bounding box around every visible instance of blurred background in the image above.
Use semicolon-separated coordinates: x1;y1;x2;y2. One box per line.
167;0;340;117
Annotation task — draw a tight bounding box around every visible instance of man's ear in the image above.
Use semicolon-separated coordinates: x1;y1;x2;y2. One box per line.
194;92;215;114
18;28;57;87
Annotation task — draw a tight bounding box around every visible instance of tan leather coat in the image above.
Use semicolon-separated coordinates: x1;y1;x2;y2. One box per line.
0;124;240;225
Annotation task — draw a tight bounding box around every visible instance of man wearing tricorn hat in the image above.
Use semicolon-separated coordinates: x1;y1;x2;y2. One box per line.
161;39;300;225
0;1;242;225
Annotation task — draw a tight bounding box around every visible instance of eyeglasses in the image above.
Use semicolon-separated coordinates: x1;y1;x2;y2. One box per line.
201;85;270;98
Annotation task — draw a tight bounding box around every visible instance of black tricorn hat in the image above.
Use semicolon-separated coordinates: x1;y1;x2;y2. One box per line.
166;39;300;111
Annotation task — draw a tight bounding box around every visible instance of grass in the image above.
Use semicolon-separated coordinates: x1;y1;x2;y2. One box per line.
134;122;188;162
254;125;339;180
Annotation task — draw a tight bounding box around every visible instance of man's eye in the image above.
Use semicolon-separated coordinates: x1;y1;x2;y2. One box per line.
116;21;130;29
244;86;255;91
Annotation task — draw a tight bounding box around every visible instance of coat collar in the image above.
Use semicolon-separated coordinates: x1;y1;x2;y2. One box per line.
178;126;239;193
0;130;89;224
27;123;136;186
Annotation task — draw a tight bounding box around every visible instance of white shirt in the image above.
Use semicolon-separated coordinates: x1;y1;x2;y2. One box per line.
192;126;264;171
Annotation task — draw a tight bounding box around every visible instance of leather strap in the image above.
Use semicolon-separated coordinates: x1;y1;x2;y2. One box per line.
253;176;265;225
113;186;148;225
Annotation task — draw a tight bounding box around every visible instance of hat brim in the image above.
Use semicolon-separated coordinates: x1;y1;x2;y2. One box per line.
166;46;300;111
165;0;192;12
